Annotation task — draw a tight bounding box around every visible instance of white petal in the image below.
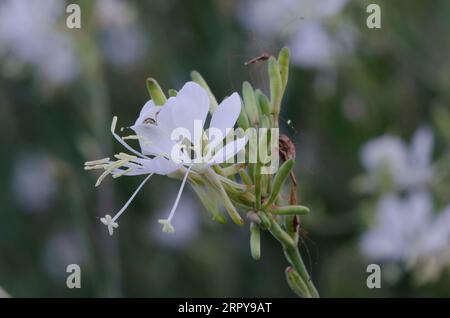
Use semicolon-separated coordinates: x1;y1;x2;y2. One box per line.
131;123;175;156
155;96;178;133
360;136;407;173
208;92;242;150
209;136;248;164
171;82;209;147
141;156;181;175
121;157;181;176
135;100;160;126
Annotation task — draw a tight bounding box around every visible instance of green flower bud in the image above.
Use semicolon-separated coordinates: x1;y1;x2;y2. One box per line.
250;222;261;260
243;81;259;126
220;163;245;177
285;266;311;298
168;89;178;97
254;162;262;210
256;89;271;116
263;159;294;209
237;103;250;130
277;47;290;92
268;57;282;123
190;70;219;112
146;78;167;106
260;173;269;196
239;169;253;186
271;205;310;215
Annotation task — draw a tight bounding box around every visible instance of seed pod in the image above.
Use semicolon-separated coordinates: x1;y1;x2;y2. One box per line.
242;81;259;126
190;70;219;112
146;78;167;106
263;159;294;209
250;222;261;260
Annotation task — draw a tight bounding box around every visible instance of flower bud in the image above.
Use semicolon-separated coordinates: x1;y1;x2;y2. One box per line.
237;103;250;130
277;47;290;91
256;89;271;116
190;70;219;112
271;205;309;215
242;81;259;126
254;162;262;210
250;222;261;260
268;57;282;121
285;266;310;298
168;89;177;97
146;78;167;106
239;169;253;186
263;159;294;209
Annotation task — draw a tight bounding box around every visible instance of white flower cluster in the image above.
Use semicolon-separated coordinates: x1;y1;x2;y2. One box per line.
359;127;450;282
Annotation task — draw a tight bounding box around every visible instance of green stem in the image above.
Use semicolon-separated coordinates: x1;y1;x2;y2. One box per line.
268;216;319;298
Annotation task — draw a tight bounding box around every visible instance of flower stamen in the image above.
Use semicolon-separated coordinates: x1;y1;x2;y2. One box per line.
111;116;150;159
158;166;192;234
100;173;153;235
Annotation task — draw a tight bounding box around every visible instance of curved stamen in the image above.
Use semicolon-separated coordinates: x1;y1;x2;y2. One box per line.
158;165;192;233
112;173;153;223
100;173;153;235
111;116;151;160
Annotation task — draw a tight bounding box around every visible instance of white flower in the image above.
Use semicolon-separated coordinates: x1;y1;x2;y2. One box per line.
361;191;450;277
94;0;146;68
85;82;246;235
360;126;434;191
12;152;57;214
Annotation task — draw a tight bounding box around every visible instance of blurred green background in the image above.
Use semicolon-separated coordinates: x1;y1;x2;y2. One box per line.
1;0;449;297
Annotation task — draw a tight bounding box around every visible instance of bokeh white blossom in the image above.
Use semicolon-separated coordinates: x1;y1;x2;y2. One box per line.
94;0;147;68
41;230;85;282
358;126;450;283
359;126;434;193
0;0;146;86
0;0;78;85
238;0;356;69
361;191;450;282
12;152;57;214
